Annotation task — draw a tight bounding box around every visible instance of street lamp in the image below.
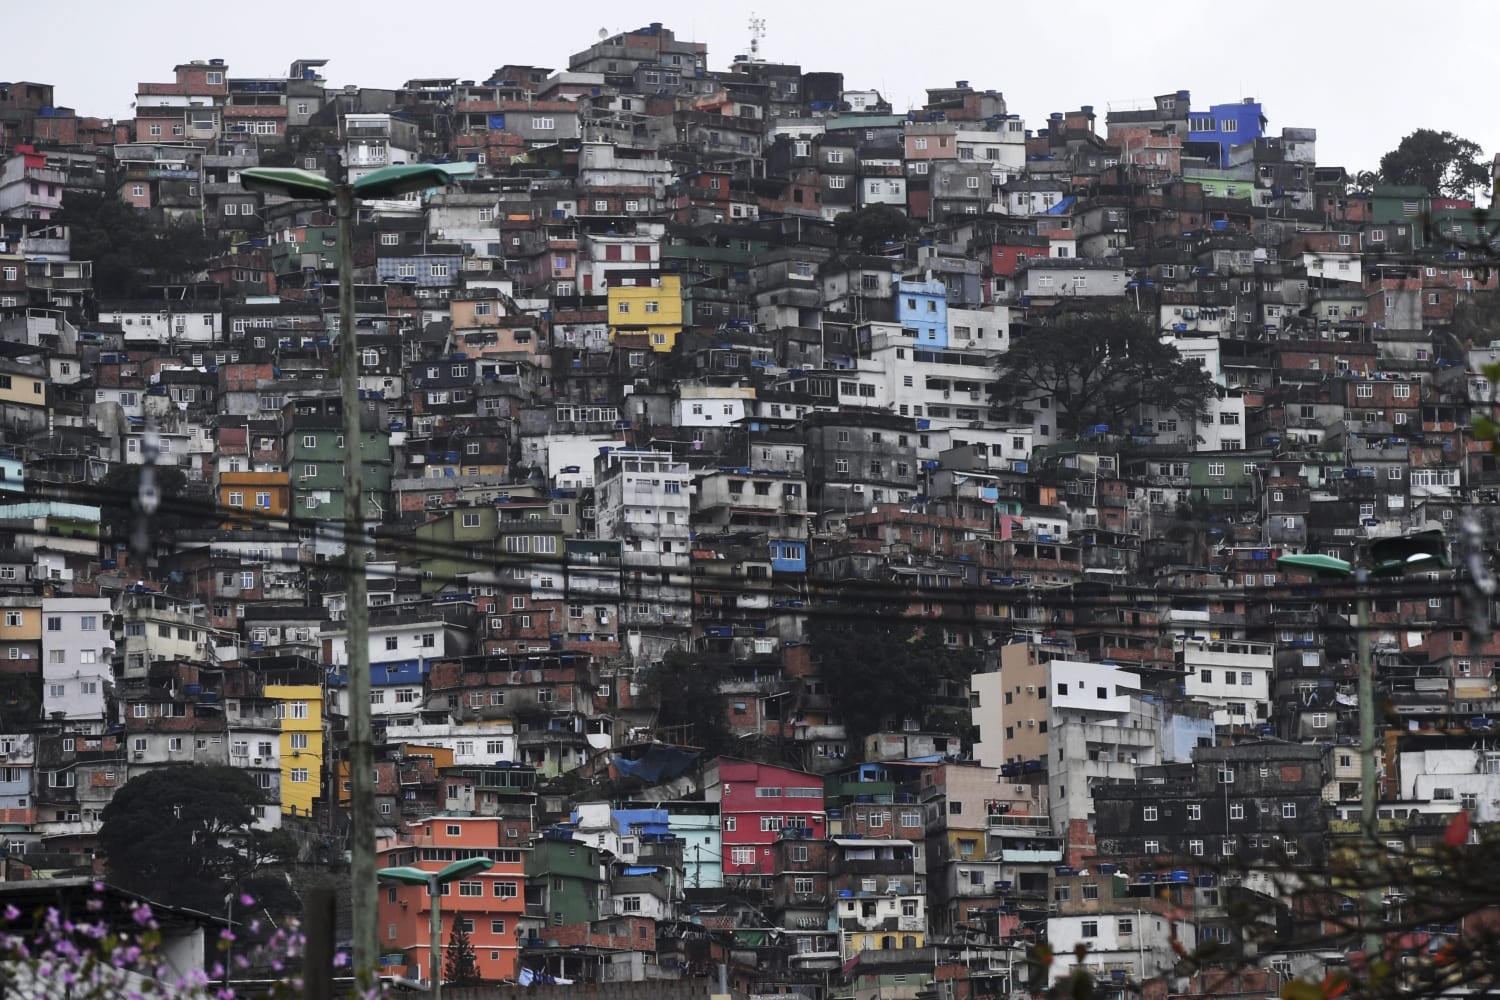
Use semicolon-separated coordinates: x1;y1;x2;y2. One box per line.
240;159;459;985
1277;528;1447;958
377;856;494;1000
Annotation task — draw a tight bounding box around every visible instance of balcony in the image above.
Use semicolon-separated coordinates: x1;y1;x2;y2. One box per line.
834;858;916;877
996;847;1064;864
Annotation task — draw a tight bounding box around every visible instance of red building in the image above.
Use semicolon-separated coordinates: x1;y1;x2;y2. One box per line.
705;757;826;879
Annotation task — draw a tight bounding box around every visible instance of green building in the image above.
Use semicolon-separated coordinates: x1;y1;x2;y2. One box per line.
524;834;605;927
282;396;392;524
1188;452;1263;509
412;500;564;594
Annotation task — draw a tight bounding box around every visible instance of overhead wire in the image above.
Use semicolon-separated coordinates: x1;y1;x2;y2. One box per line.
18;477;1490;637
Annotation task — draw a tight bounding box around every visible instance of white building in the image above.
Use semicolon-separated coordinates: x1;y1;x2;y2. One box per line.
97;305;220;345
671;385;755;428
1047;900;1183;986
321;617;463;668
1179;638;1274;727
1398;747;1500;824
593;450;695;654
41;598;113;724
381;719;515;765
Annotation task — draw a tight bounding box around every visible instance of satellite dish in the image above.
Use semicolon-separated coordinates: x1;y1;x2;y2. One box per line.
598;27;608;39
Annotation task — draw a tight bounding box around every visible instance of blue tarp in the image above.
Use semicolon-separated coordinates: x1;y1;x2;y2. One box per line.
613;745;700;783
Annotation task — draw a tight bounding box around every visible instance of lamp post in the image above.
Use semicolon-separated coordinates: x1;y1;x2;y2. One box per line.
239;160;459;984
1277;528;1448;959
377;856;494;1000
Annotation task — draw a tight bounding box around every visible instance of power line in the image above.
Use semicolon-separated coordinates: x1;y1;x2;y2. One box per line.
17;479;1491;635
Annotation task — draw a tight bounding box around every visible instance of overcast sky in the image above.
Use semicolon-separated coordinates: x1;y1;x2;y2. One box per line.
8;0;1496;178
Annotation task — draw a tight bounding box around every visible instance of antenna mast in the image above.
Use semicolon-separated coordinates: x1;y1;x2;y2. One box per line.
748;14;766;61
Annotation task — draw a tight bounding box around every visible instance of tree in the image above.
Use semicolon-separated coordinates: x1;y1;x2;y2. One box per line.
56;190;219;300
640;650;734;755
0;672;39;731
833;204;916;254
444;918;483;987
990;310;1219;440
1378;129;1490;199
809;594;984;745
99;765;280;913
95;462;198;547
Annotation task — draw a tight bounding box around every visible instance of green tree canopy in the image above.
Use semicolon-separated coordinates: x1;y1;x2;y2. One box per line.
809;594;984;746
99;765;282;913
57;190;218;299
444;918;483;986
833;204;917;254
1378;129;1490;199
640;650;735;756
95;463;197;547
991;310;1219;439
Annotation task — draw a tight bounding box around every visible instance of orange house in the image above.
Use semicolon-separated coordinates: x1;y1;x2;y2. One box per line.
217;470;291;528
376;816;529;984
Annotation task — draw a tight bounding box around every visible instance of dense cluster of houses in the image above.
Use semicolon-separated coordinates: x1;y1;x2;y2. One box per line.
0;22;1497;998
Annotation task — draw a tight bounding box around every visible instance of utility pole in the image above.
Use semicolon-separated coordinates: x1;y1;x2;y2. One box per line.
334;152;377;984
240;152;463;989
1353;571;1380;960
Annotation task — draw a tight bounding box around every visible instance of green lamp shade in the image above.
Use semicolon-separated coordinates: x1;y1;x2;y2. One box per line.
376;866;431;887
1276;553;1354;578
351;164;458;199
1369;529;1448;576
238;167;336;201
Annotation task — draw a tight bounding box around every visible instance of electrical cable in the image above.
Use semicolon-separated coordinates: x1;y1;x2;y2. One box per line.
15;478;1491;635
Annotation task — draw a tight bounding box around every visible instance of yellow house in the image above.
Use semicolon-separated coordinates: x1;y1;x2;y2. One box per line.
265;682;323;817
607;274;683;352
0;360;47;407
0;600;41;643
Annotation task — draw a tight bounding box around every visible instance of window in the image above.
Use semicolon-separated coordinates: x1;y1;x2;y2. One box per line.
1081;920;1098;938
290;768;309;783
1230;802;1245;820
1282;802;1297;819
1143;806;1158;822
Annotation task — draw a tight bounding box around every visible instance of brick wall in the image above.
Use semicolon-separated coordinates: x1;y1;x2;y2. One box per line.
446;978;728;1000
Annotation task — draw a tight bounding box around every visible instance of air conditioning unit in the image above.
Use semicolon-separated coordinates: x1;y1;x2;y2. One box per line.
133;751;144;760
851;485;866;494
1014;785;1026;794
253;757;263;765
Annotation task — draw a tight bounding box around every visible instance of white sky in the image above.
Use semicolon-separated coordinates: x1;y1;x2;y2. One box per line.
7;0;1495;177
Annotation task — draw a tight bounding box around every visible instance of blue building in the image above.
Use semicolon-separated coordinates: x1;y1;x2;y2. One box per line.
769;539;806;575
1187;99;1267;168
0;453;22;493
664;808;722;889
375;254;464;288
895;279;948;348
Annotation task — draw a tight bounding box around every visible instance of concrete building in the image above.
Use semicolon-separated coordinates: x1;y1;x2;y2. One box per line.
41;599;112;724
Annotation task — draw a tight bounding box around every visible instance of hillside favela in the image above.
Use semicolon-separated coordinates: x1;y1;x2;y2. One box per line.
1;18;1500;1000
